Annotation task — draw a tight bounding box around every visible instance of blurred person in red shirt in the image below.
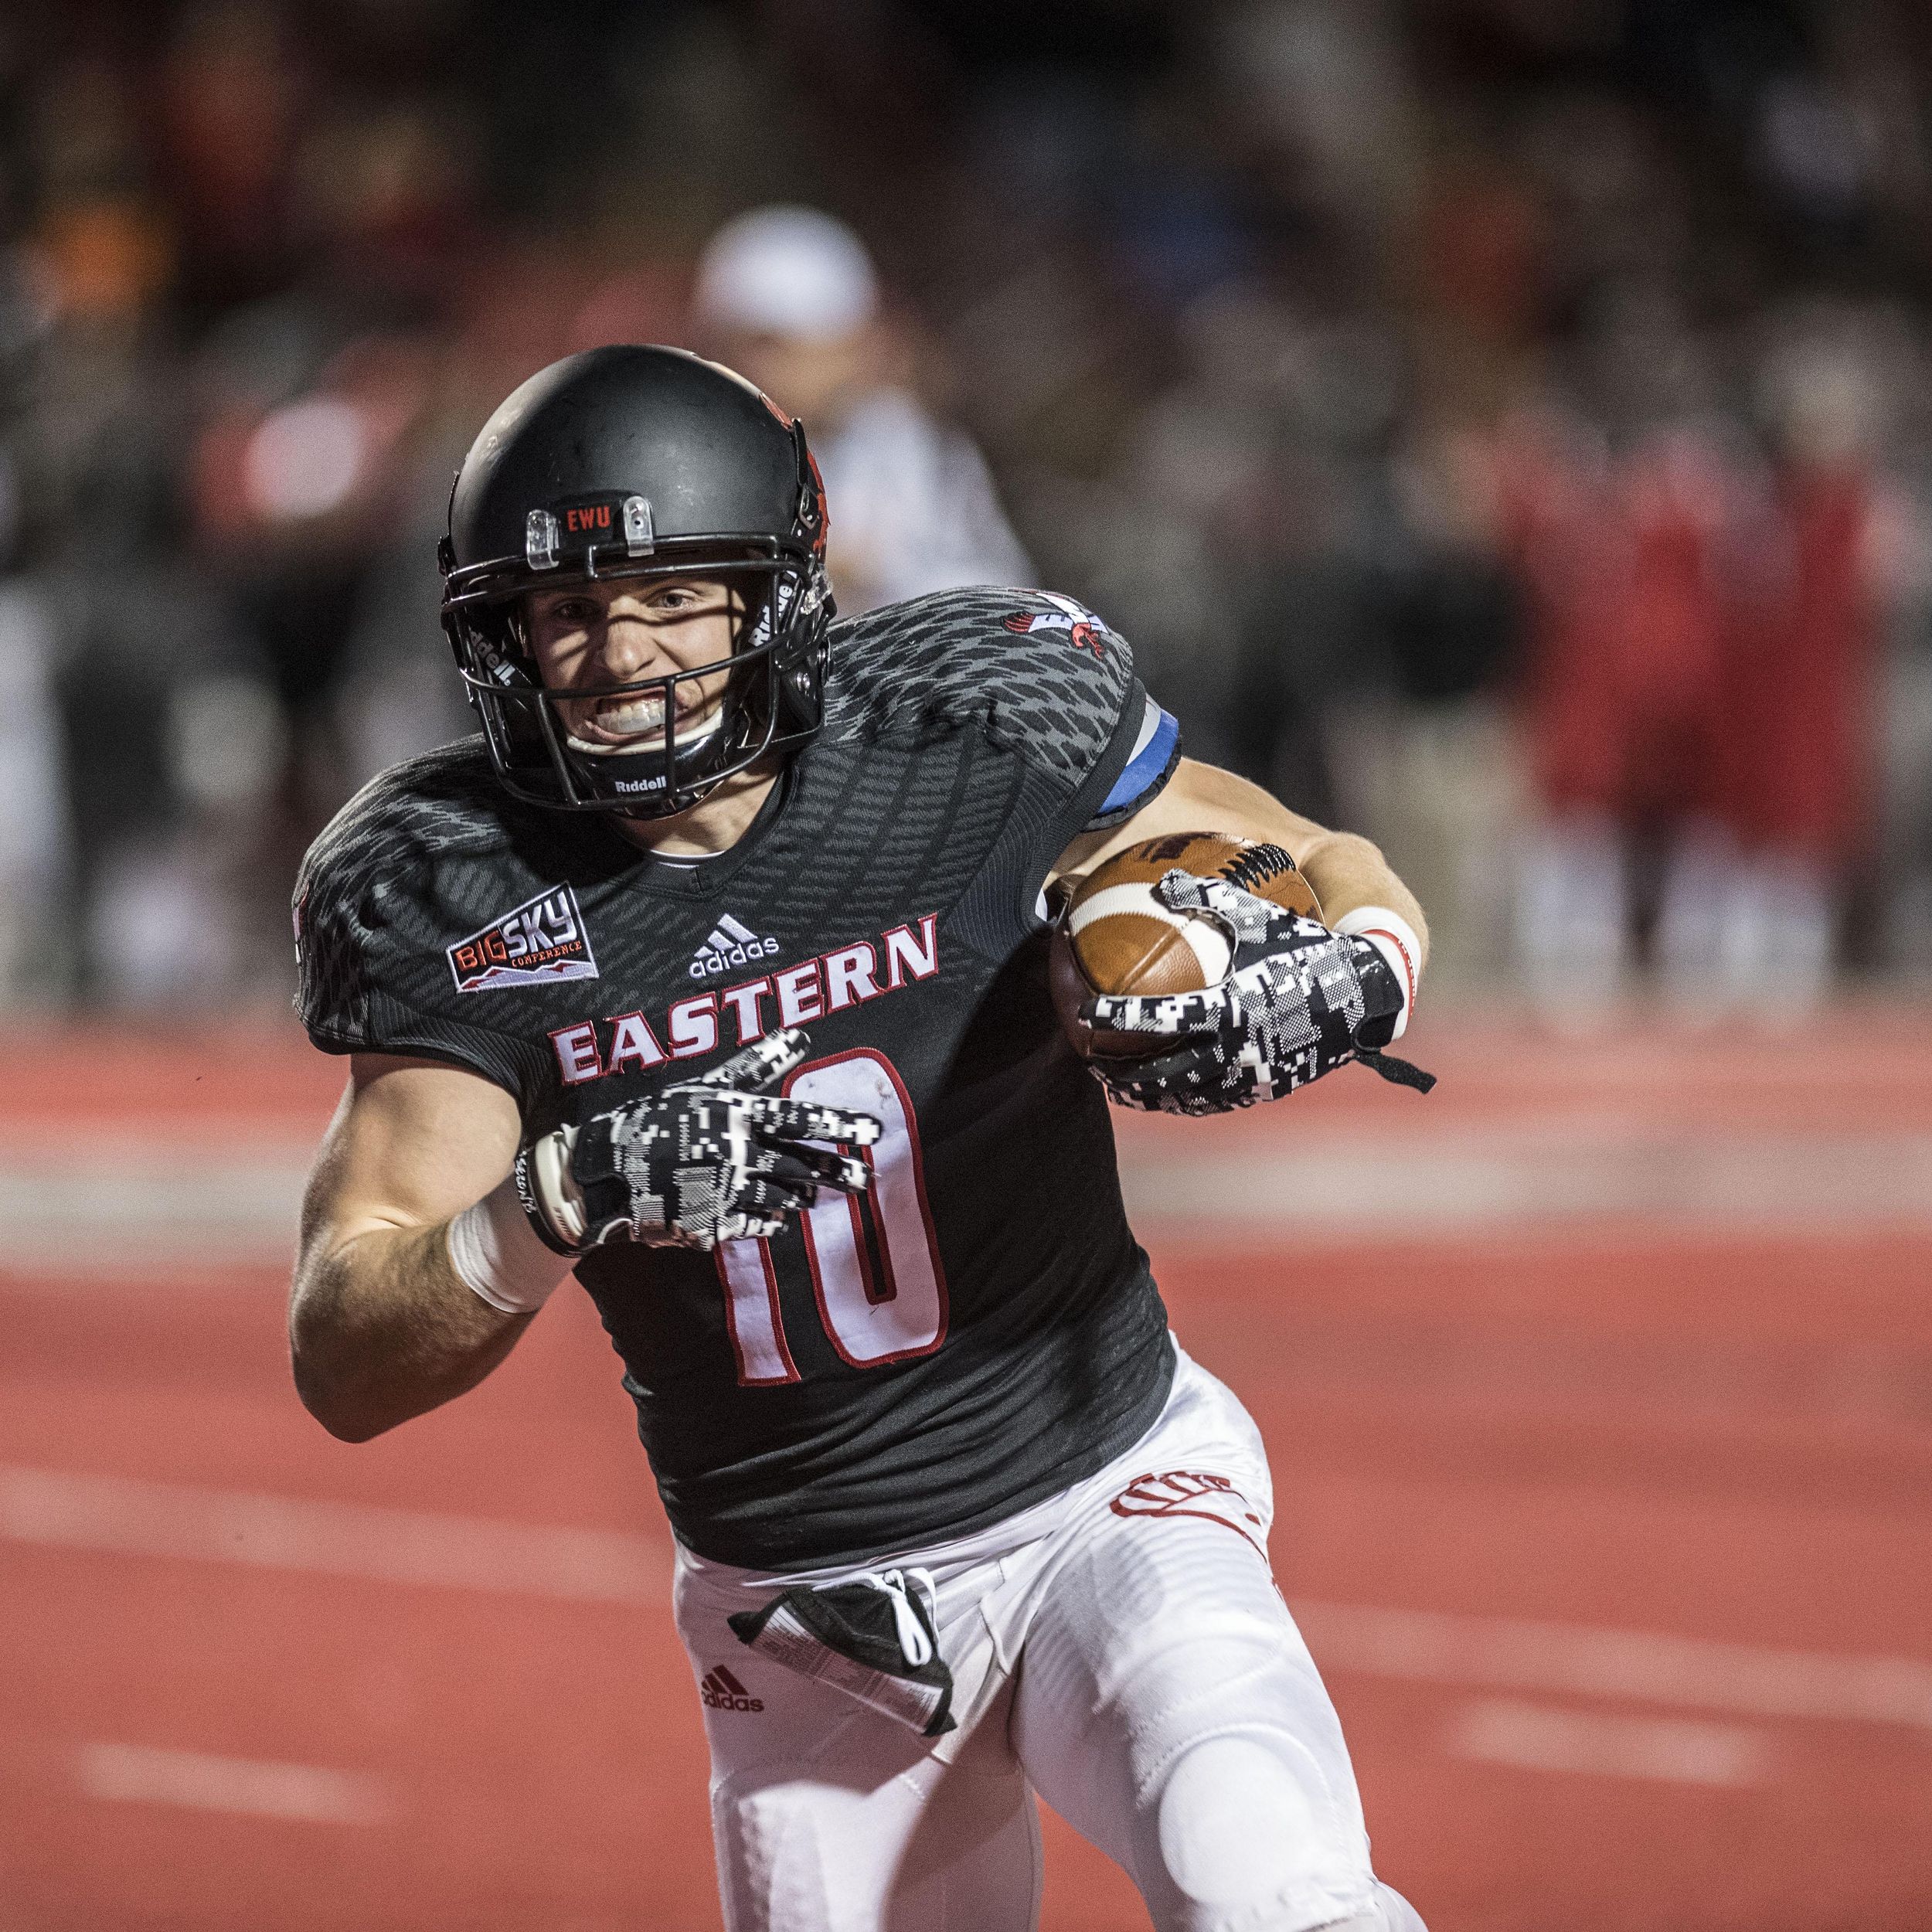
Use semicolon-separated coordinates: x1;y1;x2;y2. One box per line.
151;3;308;309
1498;380;1743;1019
1715;338;1884;1009
1502;337;1885;1020
692;206;1032;613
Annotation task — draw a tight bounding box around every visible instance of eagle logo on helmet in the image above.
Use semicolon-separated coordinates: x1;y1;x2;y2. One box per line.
800;444;830;560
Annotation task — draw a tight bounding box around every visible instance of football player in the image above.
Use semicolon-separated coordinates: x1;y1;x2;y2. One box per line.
290;345;1430;1932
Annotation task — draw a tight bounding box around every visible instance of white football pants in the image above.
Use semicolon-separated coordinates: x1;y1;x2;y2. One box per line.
672;1347;1420;1932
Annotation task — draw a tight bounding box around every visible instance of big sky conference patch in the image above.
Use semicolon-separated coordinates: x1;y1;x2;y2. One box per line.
447;885;600;994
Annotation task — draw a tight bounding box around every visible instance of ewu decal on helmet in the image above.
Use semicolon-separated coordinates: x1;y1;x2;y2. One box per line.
439;345;832;815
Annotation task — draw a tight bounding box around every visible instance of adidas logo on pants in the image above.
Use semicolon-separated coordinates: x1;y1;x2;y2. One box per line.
699;1665;764;1713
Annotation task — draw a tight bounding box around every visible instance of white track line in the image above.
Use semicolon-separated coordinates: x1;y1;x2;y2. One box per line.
78;1742;388;1824
1121;1132;1932;1235
1447;1699;1773;1786
0;1155;305;1267
1294;1599;1932;1733
0;1465;667;1604
7;1123;1932;1273
8;1465;1931;1739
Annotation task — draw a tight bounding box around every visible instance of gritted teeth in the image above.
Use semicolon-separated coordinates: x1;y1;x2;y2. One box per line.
566;698;726;759
564;693;669;757
594;692;668;734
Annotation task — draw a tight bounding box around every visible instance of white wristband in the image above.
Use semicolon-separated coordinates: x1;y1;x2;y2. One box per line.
1333;905;1420;1042
445;1170;574;1315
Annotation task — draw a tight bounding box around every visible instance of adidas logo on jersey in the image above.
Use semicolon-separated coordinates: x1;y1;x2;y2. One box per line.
690;913;780;980
699;1665;764;1713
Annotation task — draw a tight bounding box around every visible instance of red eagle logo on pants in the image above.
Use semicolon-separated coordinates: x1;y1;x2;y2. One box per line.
1110;1469;1266;1550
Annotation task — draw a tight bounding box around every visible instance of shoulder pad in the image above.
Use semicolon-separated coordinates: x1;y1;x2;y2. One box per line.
826;585;1138;792
292;738;534;1066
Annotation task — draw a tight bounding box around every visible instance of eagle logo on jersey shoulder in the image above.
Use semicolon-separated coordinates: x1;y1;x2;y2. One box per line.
1002;592;1109;660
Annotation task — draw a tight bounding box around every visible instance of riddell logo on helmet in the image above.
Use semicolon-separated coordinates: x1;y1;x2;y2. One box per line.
700;1665;763;1713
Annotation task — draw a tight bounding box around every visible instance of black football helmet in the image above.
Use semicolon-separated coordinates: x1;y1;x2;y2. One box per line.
439;345;831;815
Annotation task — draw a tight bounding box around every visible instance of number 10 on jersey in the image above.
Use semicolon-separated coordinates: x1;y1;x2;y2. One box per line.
716;1050;948;1381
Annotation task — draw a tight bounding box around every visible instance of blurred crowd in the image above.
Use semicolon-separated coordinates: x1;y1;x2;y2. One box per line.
5;0;1932;1016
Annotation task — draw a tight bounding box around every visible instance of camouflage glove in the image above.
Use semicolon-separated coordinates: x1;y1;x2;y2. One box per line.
517;1029;880;1253
1082;872;1436;1116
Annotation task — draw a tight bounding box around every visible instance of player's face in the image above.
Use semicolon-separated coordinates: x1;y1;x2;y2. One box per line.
525;576;740;755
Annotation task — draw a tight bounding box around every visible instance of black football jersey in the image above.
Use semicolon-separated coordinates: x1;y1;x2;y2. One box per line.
294;585;1184;1569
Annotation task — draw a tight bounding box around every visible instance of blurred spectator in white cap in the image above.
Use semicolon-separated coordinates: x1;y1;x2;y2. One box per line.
693;205;1032;612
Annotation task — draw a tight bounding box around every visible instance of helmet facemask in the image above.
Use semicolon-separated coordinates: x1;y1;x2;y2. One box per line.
442;539;828;817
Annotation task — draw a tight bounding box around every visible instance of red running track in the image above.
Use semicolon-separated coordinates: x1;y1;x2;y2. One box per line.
3;1012;1930;1930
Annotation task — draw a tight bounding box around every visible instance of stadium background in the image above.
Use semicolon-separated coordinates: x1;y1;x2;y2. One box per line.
3;2;1930;1927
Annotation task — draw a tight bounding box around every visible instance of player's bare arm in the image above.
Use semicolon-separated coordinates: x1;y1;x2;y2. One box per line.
1049;753;1434;1107
293;1036;882;1441
1053;754;1429;972
291;1054;530;1442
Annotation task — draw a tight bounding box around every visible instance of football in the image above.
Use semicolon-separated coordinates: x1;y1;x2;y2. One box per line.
1049;834;1325;1057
